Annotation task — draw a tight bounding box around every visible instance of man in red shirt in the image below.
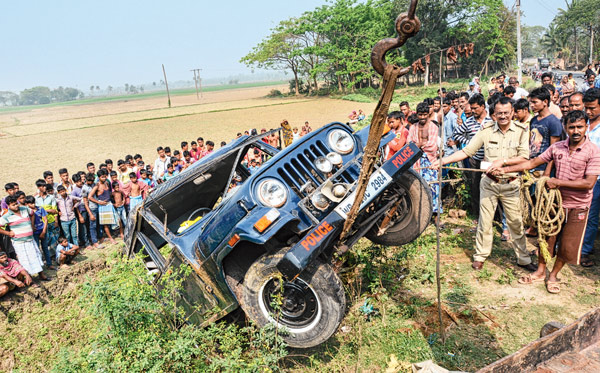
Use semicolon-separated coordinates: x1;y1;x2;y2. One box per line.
496;111;600;293
385;111;409;160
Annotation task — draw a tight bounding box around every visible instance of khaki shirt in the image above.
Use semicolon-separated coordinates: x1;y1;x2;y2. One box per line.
463;120;529;177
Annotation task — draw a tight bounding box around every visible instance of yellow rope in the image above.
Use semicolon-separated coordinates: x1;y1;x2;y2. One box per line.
527;175;565;264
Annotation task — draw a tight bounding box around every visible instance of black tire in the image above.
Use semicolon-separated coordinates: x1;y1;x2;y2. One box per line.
240;250;346;348
366;169;432;246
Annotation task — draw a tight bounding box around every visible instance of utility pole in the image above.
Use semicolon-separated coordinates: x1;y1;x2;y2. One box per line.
162;64;171;108
516;0;522;84
190;68;203;99
591;24;595;65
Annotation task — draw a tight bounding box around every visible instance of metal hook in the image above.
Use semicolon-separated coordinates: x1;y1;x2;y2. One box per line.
371;0;421;76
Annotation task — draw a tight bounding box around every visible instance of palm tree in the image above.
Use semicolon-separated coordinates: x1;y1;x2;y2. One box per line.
558;0;579;67
541;24;571;65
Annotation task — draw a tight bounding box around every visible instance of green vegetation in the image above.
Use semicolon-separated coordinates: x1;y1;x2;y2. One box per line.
541;0;599;67
242;0;517;95
3;214;600;371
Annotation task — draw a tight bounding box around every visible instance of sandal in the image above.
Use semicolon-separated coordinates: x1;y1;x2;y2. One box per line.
518;274;545;285
546;281;560;294
501;230;511;241
581;255;595;267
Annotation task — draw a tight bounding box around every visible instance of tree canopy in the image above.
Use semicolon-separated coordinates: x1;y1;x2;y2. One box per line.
241;0;517;92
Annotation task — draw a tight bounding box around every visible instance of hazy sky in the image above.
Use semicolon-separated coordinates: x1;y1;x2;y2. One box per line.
1;0;566;92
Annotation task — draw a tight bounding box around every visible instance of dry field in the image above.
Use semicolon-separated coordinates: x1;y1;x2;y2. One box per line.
0;85;377;194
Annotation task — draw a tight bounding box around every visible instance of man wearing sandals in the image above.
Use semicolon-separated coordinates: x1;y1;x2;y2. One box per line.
497;110;600;293
434;97;534;271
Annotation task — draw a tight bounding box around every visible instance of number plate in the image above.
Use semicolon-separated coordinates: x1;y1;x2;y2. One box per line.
334;168;392;219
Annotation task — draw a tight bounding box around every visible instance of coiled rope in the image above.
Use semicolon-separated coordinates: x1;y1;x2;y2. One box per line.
521;171;565;263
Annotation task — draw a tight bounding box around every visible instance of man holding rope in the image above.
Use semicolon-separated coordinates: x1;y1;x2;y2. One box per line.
497;110;600;293
433;97;534;271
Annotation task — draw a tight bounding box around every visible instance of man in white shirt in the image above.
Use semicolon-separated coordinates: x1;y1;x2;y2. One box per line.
153;146;169;182
508;77;529;100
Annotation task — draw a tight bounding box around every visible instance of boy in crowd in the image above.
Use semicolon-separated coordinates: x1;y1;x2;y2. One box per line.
498;111;600;293
162;163;179;182
105;159;113;173
385;111;409;161
43;171;60;193
408;102;441;216
35;181;59;252
190;141;199;159
15;191;26;205
154;146;169;182
82;173;102;249
56;236;80;266
0;196;48;281
1;183;17;211
111;181;127;227
25;196;54;269
71;174;91;250
0;251;33;297
117;159;132;184
139;169;153;188
528;87;563;176
514;98;532;128
205;141;215;156
56;185;81;245
183;151;195;166
58;168;73;194
89;169;119;244
128;172;147;212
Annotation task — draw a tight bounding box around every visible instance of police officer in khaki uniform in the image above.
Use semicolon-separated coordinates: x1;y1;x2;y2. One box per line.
433;96;536;271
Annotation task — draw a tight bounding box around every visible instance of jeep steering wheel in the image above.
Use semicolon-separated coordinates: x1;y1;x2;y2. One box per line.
187;207;211;222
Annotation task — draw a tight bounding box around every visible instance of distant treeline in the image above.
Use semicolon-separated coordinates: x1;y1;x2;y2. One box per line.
0;86;84;106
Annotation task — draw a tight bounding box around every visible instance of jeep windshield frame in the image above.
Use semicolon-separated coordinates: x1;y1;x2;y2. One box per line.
141;131;280;236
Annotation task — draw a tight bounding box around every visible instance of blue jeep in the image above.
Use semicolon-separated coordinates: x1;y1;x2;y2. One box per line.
124;122;432;348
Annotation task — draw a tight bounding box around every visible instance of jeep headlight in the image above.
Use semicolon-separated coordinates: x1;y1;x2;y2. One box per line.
315;156;333;173
257;179;288;208
328;129;355;154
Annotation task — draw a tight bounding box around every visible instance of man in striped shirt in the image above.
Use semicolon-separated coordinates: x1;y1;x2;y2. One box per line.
454;93;493;216
0;196;48;280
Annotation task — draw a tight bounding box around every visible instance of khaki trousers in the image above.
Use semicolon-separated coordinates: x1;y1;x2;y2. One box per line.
474;175;531;265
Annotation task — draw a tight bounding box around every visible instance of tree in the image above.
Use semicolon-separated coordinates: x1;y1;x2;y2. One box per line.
90;85;94;93
19;86;51;105
107;85;113;93
95;85;100;91
124;83;130;93
521;25;546;59
0;91;18;106
241;18;304;95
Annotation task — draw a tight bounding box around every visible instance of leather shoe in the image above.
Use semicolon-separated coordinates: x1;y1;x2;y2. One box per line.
517;262;538;272
472;261;484;270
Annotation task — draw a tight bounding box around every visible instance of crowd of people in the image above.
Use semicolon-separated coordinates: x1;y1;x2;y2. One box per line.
0;123;314;297
383;67;600;294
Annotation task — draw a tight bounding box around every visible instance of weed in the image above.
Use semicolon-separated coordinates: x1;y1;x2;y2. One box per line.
497;267;517;285
477;267;493;281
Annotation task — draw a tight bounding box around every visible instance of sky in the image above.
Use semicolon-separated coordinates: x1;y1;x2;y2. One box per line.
0;0;568;92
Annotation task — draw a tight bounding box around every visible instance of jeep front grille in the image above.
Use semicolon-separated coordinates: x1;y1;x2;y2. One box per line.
277;140;357;199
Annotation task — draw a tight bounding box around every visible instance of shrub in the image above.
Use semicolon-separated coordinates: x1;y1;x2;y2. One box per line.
267;89;284;98
52;253;287;372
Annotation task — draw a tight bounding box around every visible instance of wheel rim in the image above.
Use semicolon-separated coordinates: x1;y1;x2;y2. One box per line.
380;184;413;233
259;277;321;331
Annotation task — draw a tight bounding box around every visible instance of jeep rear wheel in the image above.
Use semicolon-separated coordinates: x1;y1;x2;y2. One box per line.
366;169;432;246
240;250;345;348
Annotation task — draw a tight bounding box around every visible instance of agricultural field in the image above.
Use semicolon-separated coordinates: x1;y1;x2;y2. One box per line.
0;84;376;194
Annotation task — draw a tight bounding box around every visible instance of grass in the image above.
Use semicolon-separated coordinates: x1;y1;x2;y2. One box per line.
0;81;287;113
2;214;600;371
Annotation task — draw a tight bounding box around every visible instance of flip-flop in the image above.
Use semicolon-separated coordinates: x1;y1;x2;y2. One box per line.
581;256;595;267
518;274;545;285
546;281;560;294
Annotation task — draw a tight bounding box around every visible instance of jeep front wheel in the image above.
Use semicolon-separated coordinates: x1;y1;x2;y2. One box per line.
240;250;345;348
366;169;432;246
